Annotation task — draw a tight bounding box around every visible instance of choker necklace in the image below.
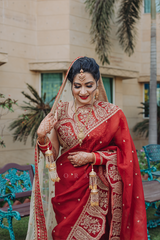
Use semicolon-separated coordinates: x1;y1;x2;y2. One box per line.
75;100;94;146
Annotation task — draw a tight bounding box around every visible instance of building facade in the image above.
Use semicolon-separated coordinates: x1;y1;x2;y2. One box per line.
0;0;160;166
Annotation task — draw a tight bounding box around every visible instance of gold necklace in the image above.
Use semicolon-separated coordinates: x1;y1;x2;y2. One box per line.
75;101;94;146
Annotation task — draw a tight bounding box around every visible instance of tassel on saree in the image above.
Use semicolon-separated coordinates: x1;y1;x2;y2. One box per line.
89;165;99;206
45;148;60;182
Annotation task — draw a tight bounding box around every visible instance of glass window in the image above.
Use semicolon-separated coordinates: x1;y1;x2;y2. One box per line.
144;83;160;117
144;0;160;13
102;77;113;103
144;0;150;13
41;73;62;106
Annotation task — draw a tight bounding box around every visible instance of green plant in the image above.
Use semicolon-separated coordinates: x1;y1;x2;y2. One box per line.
137;149;160;177
0;94;17;147
133;102;160;144
9;83;56;146
137;149;148;175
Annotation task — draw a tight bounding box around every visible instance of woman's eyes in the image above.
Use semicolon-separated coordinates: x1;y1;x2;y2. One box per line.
74;85;81;89
74;85;93;88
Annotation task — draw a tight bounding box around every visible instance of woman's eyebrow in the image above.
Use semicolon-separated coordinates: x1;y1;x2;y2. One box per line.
73;82;81;85
85;81;94;84
73;81;94;85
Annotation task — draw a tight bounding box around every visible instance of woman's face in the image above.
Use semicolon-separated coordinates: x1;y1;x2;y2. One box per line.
72;72;97;107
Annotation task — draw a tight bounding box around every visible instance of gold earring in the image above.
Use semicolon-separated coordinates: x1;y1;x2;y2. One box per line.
95;89;99;100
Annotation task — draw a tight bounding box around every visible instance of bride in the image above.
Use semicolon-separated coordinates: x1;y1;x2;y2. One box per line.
26;57;147;240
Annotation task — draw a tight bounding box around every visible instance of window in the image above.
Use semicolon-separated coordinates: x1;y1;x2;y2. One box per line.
144;0;150;13
144;83;160;117
144;0;160;13
102;77;113;103
41;73;62;106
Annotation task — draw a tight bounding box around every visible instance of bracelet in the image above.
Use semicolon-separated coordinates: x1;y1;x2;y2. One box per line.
37;137;52;154
92;152;103;165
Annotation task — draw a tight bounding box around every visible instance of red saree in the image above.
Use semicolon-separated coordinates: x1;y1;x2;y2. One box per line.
35;100;148;240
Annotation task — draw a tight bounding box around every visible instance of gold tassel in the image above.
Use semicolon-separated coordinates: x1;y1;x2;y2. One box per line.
49;162;60;182
45;148;53;169
45;148;60;182
89;165;99;206
91;188;99;206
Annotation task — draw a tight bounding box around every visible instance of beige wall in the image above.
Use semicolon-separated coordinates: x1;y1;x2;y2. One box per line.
0;0;38;166
0;0;159;167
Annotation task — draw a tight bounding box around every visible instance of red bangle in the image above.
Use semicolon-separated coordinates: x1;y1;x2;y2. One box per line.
37;139;52;154
93;152;103;165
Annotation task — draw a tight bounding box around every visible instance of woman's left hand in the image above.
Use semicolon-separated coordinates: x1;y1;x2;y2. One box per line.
68;152;95;167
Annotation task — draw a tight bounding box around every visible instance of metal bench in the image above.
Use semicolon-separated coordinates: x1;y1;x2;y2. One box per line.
142;144;160;240
143;144;160;180
0;163;35;240
143;180;160;240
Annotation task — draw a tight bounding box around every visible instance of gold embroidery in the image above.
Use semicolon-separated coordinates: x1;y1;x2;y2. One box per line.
108;165;122;181
67;177;109;240
55;101;119;154
80;215;101;235
105;155;122;239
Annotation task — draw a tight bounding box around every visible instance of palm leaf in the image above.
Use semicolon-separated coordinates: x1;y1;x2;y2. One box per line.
48;95;56;104
85;0;116;64
117;0;143;56
133;119;149;138
21;91;40;105
9;83;53;146
26;83;43;104
133;102;160;143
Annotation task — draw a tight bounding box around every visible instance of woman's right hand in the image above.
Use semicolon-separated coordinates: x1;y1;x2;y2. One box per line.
37;112;57;139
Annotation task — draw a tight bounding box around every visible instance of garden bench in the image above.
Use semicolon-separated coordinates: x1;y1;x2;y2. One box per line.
141;144;160;240
143;144;160;180
0;163;35;240
142;180;160;240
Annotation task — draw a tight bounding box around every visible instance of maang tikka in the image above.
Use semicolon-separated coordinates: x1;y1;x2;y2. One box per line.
78;69;86;81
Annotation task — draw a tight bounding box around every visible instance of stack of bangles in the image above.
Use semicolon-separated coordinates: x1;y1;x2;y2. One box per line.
37;136;52;154
92;152;104;165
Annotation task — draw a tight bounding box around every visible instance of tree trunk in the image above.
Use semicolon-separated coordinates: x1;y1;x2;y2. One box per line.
149;0;157;144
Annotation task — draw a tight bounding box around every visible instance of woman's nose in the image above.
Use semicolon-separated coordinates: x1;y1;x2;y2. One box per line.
80;87;86;94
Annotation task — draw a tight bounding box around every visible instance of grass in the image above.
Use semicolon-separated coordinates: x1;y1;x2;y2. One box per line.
0;217;29;240
147;206;160;240
0;207;160;240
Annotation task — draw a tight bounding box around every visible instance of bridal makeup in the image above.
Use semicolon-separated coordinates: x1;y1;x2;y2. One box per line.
72;72;97;107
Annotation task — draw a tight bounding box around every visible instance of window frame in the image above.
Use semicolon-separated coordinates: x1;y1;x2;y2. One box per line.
143;0;160;14
143;82;160;119
40;71;64;104
101;76;115;104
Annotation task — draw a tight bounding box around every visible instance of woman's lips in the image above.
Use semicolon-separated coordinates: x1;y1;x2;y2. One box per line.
79;95;89;100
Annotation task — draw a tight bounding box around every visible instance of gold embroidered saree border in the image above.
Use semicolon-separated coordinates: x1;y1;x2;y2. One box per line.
67;154;123;240
67;177;109;240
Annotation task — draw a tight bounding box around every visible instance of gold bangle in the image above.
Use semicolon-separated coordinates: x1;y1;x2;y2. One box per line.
91;152;96;165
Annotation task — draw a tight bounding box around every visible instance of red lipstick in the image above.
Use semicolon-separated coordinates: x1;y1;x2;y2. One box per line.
79;96;89;100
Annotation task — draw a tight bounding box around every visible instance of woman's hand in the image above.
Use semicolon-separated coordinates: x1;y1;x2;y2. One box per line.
37;112;57;139
68;152;95;167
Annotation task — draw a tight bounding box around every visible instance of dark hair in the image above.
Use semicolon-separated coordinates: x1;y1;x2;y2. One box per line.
67;57;100;83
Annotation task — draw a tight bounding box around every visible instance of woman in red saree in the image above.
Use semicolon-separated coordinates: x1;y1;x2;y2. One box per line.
27;57;147;240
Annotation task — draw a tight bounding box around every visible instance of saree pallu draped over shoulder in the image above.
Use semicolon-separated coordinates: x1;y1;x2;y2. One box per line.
34;101;147;240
